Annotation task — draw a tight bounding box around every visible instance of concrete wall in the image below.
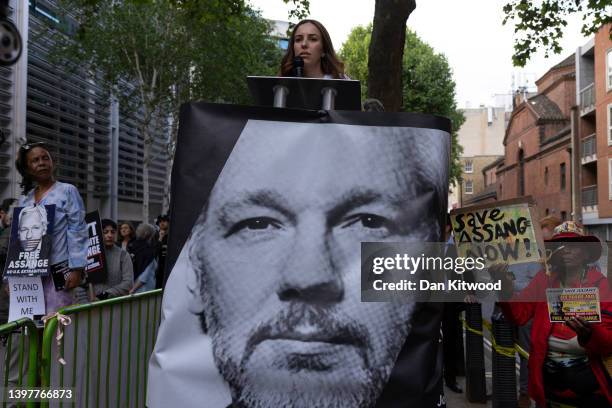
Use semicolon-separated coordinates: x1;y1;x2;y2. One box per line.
458;107;506;157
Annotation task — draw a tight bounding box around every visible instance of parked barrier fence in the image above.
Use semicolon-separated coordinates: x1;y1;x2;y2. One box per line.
0;318;40;408
461;311;531;407
0;291;532;407
41;289;163;408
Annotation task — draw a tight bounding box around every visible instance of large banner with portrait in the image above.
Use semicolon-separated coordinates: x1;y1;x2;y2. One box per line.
147;103;451;408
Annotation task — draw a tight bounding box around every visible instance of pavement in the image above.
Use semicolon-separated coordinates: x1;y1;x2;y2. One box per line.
443;329;532;408
444;377;490;408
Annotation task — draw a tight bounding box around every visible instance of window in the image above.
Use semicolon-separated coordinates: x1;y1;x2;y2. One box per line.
607;49;612;91
608;104;612;145
465;180;473;194
518;149;525;196
464;160;473;173
544;166;548;186
545;208;549;216
561;211;567;221
609;159;612;199
560;163;566;191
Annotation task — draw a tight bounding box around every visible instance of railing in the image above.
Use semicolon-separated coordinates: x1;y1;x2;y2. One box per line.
579;83;595;114
581;134;596;162
0;318;40;408
582;185;598;208
41;289;163;408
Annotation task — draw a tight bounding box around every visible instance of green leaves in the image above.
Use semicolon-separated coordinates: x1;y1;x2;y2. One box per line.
283;0;311;24
340;26;465;186
503;0;611;67
50;0;280;111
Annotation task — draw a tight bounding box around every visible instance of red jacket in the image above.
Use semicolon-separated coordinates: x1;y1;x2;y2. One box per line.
499;267;612;407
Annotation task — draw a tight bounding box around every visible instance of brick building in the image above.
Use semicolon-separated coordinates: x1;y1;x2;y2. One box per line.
575;23;612;240
465;156;504;205
496;55;575;221
461;155;503;205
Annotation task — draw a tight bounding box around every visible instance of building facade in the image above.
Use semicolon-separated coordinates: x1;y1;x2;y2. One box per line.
496;55;575;222
0;0;169;222
575;23;612;240
449;106;506;209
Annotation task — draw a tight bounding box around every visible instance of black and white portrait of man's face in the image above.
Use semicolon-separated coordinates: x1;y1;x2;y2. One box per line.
18;206;47;252
189;120;446;408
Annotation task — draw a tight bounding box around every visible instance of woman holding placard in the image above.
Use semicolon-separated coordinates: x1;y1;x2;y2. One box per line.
15;141;88;315
498;221;612;407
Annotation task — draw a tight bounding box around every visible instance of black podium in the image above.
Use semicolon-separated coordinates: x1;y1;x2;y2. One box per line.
247;76;361;110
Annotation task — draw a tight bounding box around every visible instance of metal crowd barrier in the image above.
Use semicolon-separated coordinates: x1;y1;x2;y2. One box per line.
41;289;163;408
461;312;531;407
463;303;487;403
0;318;40;408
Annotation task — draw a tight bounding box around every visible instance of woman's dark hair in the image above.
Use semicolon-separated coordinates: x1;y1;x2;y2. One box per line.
279;19;345;78
101;219;118;231
118;222;136;241
15;141;54;195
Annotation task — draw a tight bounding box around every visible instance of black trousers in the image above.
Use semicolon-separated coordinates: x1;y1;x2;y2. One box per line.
442;302;464;383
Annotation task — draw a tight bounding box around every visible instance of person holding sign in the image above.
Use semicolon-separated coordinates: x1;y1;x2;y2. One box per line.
91;219;133;300
15;141;88;315
498;221;612;407
279;19;346;79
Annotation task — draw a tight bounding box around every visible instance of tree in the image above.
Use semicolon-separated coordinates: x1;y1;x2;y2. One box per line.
341;26;465;186
503;0;612;67
50;0;280;221
367;0;416;112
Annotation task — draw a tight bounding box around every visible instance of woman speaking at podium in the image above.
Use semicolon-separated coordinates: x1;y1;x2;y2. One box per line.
280;19;347;79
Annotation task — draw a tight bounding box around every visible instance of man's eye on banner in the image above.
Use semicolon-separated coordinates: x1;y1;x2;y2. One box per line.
147;104;451;408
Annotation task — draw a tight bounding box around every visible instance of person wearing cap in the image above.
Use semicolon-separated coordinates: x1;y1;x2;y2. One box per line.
498;221;612;407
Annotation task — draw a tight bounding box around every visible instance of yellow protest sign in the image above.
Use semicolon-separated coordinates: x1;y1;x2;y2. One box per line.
450;197;544;266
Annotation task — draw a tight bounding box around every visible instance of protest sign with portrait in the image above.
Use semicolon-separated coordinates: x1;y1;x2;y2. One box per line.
3;204;55;277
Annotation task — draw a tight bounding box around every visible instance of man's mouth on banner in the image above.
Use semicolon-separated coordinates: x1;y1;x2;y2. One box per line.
242;305;370;373
23;238;40;251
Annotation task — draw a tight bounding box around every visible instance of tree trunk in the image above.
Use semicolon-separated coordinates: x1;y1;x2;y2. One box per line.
162;114;178;215
142;121;152;223
367;0;416;112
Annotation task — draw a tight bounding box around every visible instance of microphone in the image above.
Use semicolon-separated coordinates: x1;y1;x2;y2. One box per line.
293;56;304;77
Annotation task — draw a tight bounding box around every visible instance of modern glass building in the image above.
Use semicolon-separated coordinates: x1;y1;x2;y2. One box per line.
0;0;169;222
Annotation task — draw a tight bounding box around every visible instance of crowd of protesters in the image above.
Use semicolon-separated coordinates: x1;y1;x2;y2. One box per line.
0;142;169;324
444;213;612;407
1;138;611;407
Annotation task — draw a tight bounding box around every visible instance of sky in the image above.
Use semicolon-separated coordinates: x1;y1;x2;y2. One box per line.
249;0;589;109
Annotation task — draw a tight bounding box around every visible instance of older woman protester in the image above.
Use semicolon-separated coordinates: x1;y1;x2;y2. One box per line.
498;221;612;407
129;223;157;294
15;141;88;314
